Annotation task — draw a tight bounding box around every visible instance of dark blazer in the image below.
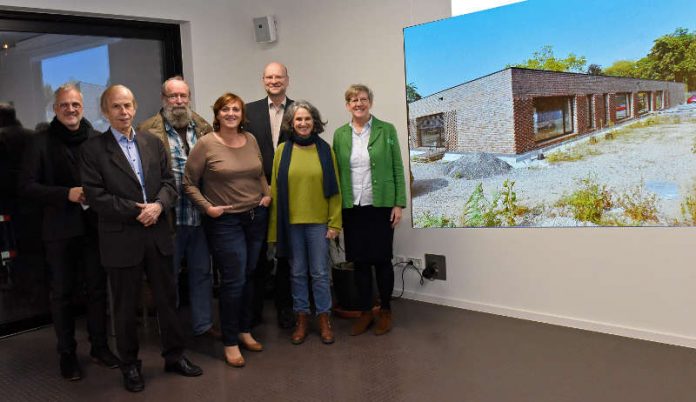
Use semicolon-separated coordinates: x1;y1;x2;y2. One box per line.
80;129;177;268
245;96;293;183
18;122;99;241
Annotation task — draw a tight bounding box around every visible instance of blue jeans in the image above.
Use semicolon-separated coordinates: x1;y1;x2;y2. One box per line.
204;206;267;346
288;224;332;315
174;225;212;335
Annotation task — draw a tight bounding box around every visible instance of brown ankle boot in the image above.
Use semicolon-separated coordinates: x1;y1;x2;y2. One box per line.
318;313;335;344
374;309;392;335
350;311;374;336
291;313;309;345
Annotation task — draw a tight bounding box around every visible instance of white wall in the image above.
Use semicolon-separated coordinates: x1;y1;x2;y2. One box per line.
3;0;696;348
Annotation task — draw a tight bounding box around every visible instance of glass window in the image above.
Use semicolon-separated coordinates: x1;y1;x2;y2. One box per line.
637;92;650;115
655;91;663;110
0;10;181;337
586;95;594;129
416;113;445;147
615;93;631;120
533;96;574;142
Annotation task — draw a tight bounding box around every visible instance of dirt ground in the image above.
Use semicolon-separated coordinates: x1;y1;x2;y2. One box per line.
410;103;696;227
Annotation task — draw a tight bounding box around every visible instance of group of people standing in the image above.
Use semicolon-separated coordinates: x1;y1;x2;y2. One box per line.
16;61;406;392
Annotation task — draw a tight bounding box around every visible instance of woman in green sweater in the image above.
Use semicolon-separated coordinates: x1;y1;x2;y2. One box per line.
333;84;407;336
268;100;341;345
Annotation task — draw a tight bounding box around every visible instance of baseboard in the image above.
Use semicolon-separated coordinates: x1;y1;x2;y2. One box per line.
397;289;696;349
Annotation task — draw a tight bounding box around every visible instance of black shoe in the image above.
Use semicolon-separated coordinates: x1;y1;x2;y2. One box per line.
121;362;144;393
59;353;82;381
90;347;120;369
277;308;295;329
164;356;203;377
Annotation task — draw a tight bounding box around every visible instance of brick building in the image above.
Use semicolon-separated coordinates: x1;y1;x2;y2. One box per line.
408;67;687;155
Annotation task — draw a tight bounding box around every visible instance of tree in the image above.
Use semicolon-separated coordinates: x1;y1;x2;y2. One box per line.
604;28;696;90
587;64;603;75
508;45;587;73
644;27;696;90
603;60;639;78
406;82;422;103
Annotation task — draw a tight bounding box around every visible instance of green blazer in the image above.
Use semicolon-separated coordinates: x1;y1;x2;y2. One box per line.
333;116;407;209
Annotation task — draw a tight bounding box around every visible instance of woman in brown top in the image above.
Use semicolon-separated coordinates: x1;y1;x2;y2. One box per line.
183;93;271;368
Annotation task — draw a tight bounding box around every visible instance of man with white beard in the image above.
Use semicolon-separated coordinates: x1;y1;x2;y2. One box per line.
138;76;219;339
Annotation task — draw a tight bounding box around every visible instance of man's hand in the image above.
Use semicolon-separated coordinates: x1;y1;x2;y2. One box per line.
135;202;162;227
68;187;86;204
259;196;271;207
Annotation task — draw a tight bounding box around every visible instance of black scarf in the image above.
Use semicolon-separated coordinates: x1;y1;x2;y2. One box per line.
48;117;92;186
275;133;339;258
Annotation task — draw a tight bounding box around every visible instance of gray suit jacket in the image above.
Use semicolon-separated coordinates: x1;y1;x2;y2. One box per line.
80;129;177;267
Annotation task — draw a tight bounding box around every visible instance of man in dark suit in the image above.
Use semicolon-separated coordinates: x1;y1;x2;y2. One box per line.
19;84;119;381
80;85;202;393
245;62;294;329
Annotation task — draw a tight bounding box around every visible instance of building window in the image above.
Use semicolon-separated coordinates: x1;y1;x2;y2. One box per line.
603;93;609;126
586;95;594;129
637;92;650;115
533;96;574;142
655;91;663;110
416;113;445;147
615;93;631;120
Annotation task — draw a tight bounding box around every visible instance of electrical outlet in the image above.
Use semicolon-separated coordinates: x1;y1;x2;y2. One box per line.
394;255;422;270
424;254;447;280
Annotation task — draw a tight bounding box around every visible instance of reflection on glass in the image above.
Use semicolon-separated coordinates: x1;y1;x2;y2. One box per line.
533;96;573;142
637;92;650;115
655;91;663;110
616;93;630;120
416;113;444;147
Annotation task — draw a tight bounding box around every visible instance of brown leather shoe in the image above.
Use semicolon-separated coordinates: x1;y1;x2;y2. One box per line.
224;346;245;368
238;337;264;352
374;309;392;335
318;313;335;344
350;311;374;336
198;326;222;340
291;313;309;345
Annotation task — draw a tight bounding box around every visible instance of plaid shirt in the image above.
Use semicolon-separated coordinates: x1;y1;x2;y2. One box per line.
165;120;202;227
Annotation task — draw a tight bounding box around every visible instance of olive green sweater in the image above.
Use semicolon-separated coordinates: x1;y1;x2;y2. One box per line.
268;142;342;242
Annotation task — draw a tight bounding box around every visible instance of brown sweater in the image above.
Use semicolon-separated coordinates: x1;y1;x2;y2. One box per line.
183;132;270;213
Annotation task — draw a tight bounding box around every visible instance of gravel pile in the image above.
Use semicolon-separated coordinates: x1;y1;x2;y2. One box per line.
443;153;512;180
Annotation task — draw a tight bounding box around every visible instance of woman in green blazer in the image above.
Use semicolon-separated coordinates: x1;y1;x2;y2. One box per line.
333;84;407;336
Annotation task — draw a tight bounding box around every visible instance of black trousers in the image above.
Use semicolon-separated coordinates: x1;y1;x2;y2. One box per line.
107;236;185;367
252;241;293;320
44;235;107;354
354;260;394;311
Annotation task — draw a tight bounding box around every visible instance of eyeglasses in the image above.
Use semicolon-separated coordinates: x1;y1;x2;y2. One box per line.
165;93;189;101
56;102;82;110
348;97;370;105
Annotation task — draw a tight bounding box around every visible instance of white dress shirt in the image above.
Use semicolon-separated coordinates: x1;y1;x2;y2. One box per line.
350;117;373;206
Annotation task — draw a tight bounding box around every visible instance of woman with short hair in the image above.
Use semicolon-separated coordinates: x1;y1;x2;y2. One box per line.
333;84;407;336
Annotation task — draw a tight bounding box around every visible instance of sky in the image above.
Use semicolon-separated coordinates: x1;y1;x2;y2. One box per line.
41;44;109;89
404;0;696;97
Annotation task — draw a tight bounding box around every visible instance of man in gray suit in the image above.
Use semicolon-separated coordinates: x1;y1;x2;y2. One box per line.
80;84;202;393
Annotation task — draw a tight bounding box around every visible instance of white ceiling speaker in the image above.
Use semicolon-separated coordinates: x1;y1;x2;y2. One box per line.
253;15;277;43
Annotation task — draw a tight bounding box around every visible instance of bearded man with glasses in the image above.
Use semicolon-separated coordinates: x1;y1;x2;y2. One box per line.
137;76;218;339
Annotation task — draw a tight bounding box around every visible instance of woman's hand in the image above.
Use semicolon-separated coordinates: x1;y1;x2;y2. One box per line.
259;196;271;207
325;228;339;240
206;205;227;218
390;206;403;228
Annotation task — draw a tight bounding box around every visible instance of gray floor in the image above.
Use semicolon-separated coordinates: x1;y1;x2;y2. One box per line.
1;299;696;402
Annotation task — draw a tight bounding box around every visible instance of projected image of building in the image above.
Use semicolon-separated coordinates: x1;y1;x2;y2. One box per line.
408;67;687;155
